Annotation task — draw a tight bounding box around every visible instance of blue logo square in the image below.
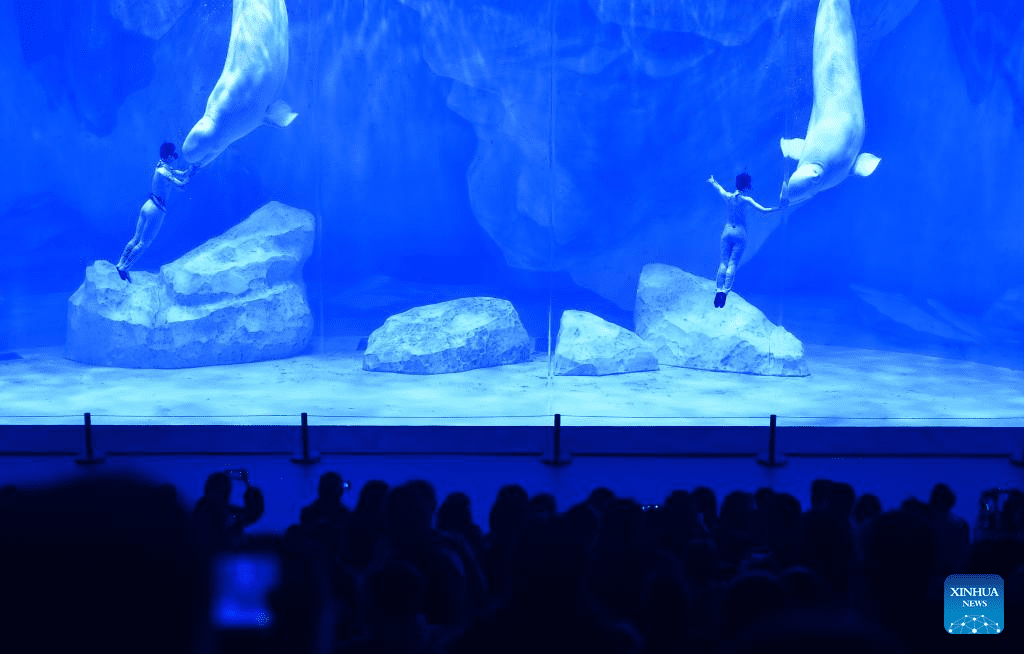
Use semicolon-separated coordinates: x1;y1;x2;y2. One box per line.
945;574;1004;634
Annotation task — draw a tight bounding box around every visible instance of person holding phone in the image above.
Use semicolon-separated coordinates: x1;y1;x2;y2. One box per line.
300;471;351;526
193;470;265;550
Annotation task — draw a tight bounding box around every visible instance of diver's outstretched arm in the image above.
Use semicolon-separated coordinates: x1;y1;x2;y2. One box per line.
741;195;777;214
160;165;195;188
707;175;731;200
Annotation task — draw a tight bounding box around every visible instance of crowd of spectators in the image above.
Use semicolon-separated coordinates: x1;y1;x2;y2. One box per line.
1;472;1022;653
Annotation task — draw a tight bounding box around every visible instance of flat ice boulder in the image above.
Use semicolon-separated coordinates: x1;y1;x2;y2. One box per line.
363;298;531;374
553;310;658;376
66;202;315;368
635;264;808;376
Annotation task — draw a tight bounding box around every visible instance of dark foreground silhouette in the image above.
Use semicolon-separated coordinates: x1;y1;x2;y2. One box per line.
1;473;1021;654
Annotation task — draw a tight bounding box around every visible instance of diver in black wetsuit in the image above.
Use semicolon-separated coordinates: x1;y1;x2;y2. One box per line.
115;142;198;282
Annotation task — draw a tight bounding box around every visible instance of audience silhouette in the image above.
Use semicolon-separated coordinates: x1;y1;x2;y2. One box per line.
192;470;265;550
0;474;209;654
301;472;352;555
1;471;1022;654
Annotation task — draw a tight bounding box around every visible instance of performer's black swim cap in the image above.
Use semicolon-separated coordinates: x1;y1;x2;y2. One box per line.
159;142;177;160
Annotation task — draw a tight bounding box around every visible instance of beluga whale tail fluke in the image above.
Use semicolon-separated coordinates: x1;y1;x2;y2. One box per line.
182;0;296;168
779;0;879;206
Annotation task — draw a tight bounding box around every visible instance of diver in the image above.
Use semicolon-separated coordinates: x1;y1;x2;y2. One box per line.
115;142;198;282
707;173;779;308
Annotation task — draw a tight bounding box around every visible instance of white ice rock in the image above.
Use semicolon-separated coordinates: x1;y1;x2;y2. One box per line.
110;0;195;40
553;310;658;376
66;202;315;368
363;298;532;374
635;264;809;376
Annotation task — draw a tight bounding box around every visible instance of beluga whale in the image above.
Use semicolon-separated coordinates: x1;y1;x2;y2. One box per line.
182;0;297;168
780;0;879;206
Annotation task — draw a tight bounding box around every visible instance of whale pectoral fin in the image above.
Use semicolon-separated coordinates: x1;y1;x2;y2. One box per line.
780;137;805;160
853;152;881;177
265;100;298;128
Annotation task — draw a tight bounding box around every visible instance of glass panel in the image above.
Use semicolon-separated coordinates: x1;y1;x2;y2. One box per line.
3;1;1024;429
0;2;311;427
0;0;560;426
545;0;1024;428
548;0;801;426
1;0;331;425
308;0;556;425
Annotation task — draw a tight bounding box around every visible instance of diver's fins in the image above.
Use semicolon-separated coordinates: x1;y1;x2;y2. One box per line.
780;137;805;161
853;152;881;177
266;100;298;127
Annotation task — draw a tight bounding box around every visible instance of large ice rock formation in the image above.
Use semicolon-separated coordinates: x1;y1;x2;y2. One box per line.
635;264;808;376
363;298;531;374
553;310;658;376
66;202;315;368
109;0;195;39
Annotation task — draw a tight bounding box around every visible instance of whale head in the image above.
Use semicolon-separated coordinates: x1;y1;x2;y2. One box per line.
781;163;824;205
181;116;222;168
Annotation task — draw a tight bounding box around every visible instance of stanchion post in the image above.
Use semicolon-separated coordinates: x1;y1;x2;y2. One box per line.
291;412;321;464
75;412;105;465
1011;438;1024;467
756;414;787;467
542;413;571;466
